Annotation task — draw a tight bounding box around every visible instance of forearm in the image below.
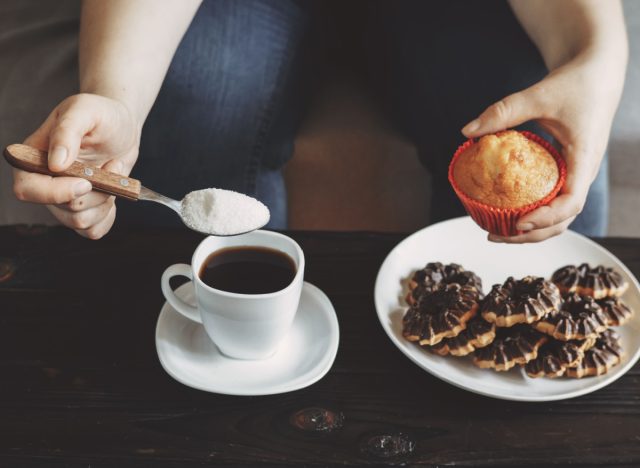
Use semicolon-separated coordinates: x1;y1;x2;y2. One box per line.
79;0;202;127
509;0;628;72
463;1;628;242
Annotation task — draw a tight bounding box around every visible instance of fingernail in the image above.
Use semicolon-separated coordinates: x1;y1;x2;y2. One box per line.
462;119;480;135
50;146;68;169
73;180;92;197
517;223;534;231
488;235;504;243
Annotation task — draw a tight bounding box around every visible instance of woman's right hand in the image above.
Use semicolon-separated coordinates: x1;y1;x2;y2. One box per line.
12;93;141;239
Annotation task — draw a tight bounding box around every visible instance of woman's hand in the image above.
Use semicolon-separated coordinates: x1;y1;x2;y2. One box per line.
12;93;140;239
461;0;627;243
462;51;625;243
11;0;202;239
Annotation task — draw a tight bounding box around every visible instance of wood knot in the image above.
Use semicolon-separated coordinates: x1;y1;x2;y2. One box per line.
290;407;344;432
0;258;15;282
360;433;415;459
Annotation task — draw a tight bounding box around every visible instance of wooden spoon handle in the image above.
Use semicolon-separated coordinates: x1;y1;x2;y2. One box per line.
4;144;141;200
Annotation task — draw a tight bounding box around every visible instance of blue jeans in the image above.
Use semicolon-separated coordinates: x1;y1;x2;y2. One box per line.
118;0;608;237
118;0;309;229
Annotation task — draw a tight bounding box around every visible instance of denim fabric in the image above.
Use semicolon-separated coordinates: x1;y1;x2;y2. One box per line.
570;153;609;236
119;0;609;236
117;0;309;229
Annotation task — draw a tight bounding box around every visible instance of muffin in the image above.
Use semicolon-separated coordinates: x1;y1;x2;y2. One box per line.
448;130;566;236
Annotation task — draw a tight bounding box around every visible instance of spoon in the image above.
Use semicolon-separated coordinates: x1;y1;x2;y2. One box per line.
3;144;269;236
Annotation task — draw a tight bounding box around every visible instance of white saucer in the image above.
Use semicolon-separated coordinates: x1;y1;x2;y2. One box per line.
156;281;339;396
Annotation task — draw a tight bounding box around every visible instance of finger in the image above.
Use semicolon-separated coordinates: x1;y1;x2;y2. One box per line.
48;106;97;172
58;192;114;213
13;169;92;205
488;217;574;244
515;194;583;231
56;159;122;212
515;149;592;231
461;86;544;138
77;203;117;240
101;158;124;174
48;198;114;231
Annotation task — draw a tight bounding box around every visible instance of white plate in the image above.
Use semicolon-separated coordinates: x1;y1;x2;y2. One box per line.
156;281;339;396
374;216;640;402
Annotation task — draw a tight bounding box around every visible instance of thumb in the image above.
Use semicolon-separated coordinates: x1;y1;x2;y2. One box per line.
461;86;541;138
101;158;124;175
47;109;96;173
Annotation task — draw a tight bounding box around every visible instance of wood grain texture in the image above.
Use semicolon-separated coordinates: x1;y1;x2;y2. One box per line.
0;226;639;467
4;144;141;200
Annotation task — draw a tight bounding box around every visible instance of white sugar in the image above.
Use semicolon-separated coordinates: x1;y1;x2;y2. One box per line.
180;188;270;236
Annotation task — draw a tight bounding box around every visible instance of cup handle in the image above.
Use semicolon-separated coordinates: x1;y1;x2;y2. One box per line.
161;263;202;324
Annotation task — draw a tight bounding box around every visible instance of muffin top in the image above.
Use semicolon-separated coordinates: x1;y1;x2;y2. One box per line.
453;130;559;209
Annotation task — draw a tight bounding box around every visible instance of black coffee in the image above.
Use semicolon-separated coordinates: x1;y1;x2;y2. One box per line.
199;246;296;294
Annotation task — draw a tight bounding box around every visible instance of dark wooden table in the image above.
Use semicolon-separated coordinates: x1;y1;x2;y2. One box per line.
1;225;639;467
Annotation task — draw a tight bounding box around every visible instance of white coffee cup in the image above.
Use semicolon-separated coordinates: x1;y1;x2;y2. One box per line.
161;230;304;360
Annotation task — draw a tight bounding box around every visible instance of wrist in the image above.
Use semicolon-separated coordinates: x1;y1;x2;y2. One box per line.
79;80;147;133
72;91;144;157
547;26;628;73
568;47;626;106
543;40;627;110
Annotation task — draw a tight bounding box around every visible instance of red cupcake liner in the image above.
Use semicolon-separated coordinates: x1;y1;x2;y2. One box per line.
448;130;567;237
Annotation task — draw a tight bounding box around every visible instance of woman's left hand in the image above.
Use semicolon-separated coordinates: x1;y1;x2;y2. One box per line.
462;51;625;243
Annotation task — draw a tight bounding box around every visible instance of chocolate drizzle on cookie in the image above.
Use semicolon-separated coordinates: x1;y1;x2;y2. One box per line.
400;260;632;380
525;337;595;378
402;283;480;346
597;297;634;326
429;316;496;356
534;293;609;341
566;329;624;378
481;276;561;327
551;263;628;299
408;262;483;305
473;325;547;371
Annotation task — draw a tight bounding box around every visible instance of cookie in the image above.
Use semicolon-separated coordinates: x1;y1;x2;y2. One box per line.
534;293;609;341
525;337;595;378
402;283;480;346
473;325;548;371
566;329;623;378
597;297;634;327
429;316;496;357
481;276;561;327
407;262;483;305
551;263;628;299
